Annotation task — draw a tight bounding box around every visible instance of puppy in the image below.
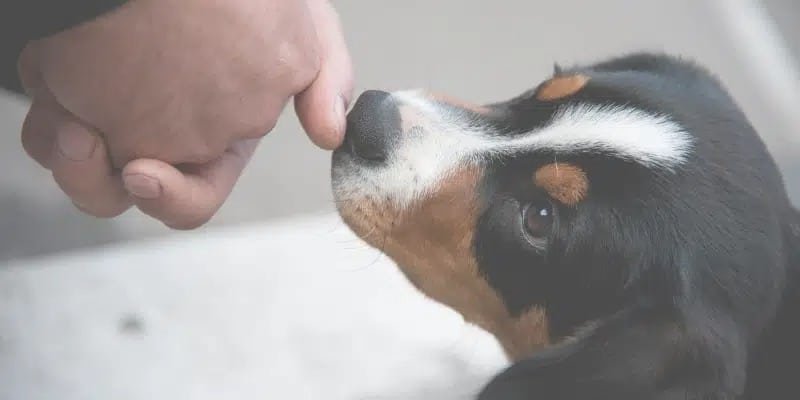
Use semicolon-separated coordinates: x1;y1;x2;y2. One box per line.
331;53;800;399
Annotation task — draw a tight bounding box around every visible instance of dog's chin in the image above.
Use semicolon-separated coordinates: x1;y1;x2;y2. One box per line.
334;197;397;252
331;150;398;250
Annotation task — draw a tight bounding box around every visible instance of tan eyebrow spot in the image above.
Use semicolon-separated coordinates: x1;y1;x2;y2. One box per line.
534;163;589;206
535;74;590;101
426;92;492;114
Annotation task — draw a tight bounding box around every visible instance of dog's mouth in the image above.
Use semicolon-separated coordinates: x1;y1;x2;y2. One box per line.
330;90;551;360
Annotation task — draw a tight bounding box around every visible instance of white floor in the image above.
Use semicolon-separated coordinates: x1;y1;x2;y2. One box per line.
0;214;508;400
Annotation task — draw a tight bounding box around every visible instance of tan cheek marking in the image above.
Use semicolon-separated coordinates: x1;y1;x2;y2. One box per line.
426;92;492;114
534;163;589;206
535;74;590;101
338;165;550;360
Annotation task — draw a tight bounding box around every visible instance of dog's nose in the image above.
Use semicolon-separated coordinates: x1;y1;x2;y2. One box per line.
344;90;400;162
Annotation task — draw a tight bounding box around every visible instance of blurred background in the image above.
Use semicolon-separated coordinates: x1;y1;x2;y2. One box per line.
0;1;798;399
1;0;798;261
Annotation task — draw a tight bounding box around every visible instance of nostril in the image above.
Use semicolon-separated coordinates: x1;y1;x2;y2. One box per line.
343;90;400;163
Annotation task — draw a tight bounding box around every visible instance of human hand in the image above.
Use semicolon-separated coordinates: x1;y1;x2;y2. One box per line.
18;0;353;229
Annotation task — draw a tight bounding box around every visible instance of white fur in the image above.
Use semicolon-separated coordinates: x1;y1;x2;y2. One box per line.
333;91;692;208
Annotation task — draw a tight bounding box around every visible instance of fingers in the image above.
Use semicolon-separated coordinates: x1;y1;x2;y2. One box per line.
21;84;132;217
50;120;133;217
20;45;259;229
122;139;259;230
294;0;355;150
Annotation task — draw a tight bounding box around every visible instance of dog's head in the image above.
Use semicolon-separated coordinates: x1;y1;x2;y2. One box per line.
331;53;788;360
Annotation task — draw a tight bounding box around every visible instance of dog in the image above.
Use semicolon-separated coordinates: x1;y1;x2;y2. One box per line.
330;52;800;399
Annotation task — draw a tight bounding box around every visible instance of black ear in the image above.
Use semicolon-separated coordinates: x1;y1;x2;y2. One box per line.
553;63;563;76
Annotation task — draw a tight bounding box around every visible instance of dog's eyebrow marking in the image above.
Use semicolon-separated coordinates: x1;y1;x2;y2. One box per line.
536;74;590;101
496;104;692;170
381;93;690;209
534;163;588;206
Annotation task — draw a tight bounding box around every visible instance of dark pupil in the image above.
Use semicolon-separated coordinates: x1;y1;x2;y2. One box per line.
525;203;552;238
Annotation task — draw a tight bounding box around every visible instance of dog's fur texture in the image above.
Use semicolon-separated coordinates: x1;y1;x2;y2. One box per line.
331;53;800;399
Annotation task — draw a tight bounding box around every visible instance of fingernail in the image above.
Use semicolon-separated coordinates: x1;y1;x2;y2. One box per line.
124;174;162;199
56;124;96;161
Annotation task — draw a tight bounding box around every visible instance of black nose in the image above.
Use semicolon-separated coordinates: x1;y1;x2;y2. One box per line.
343;90;400;162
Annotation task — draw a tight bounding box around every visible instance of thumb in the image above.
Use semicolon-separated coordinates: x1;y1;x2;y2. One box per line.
121;139;259;230
294;0;354;150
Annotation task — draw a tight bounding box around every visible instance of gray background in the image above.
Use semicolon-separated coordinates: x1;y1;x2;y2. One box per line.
1;0;798;263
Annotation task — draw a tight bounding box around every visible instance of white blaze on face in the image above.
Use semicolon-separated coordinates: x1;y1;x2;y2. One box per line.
333;90;693;210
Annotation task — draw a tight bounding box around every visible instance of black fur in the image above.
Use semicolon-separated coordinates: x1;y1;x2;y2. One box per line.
473;53;799;400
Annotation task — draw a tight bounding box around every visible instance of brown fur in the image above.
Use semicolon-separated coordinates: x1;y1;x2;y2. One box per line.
338;166;550;360
534;163;589;206
536;74;590;101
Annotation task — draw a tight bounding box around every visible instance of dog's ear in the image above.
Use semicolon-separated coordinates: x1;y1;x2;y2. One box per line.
553;63;563;76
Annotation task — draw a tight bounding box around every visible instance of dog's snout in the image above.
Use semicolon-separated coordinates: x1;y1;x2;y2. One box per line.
343;90;400;162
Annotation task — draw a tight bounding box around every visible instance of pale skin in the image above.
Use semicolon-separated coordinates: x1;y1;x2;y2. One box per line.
17;0;354;229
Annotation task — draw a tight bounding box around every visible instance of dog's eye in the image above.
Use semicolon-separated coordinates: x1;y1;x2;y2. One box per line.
522;200;554;244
